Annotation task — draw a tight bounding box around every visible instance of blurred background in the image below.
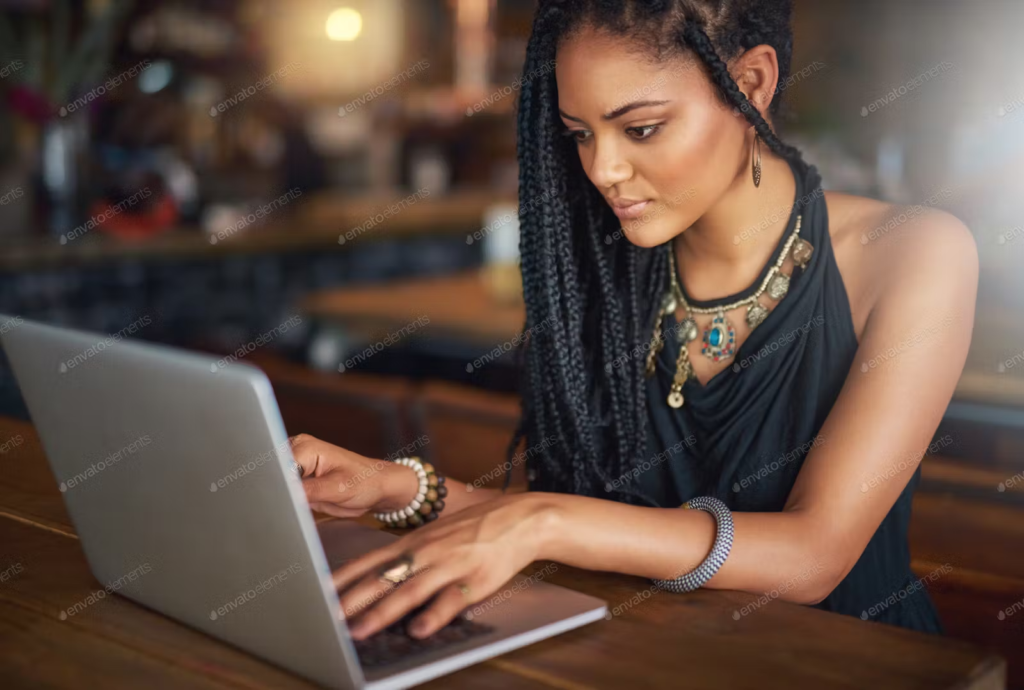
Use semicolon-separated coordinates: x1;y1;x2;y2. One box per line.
0;0;1023;685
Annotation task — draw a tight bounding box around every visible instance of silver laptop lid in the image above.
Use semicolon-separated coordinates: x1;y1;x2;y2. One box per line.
1;316;362;690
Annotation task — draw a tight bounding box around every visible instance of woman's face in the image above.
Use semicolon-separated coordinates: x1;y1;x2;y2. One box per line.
555;25;752;247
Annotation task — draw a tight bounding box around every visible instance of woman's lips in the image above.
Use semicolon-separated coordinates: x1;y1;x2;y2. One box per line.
611;200;651;220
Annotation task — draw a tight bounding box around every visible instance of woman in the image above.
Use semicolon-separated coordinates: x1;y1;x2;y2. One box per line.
294;0;977;641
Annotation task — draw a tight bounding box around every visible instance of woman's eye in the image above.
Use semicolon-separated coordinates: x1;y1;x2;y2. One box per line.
627;124;661;140
564;129;592;143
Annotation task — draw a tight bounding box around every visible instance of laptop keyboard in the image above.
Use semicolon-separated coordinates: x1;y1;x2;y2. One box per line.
352;599;495;669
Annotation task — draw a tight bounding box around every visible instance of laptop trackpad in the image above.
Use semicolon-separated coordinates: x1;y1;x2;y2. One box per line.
316;519;399;570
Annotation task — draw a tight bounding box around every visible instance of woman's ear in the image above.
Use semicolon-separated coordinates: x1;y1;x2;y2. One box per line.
731;44;781;120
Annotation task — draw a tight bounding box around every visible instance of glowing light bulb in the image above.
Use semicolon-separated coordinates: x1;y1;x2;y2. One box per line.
326;8;363;42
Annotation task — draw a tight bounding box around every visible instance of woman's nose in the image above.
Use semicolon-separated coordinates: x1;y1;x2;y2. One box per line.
587;137;633;190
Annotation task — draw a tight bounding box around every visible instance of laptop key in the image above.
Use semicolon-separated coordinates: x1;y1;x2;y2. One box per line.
351;601;495;669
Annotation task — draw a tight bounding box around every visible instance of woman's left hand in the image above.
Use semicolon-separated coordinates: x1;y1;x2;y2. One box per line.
333;492;555;640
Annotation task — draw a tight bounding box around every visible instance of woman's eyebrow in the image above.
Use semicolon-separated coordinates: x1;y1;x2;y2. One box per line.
559;99;672;124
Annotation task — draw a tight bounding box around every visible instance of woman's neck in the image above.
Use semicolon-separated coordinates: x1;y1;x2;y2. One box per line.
674;153;797;302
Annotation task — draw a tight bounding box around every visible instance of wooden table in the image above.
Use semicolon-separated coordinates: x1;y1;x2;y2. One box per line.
0;417;1006;689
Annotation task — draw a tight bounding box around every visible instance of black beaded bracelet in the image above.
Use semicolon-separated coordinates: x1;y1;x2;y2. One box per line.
372;457;448;528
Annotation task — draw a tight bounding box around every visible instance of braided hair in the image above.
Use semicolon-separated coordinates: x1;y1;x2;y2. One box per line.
506;0;805;505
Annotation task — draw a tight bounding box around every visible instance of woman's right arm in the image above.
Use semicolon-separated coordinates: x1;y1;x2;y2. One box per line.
289;434;505;520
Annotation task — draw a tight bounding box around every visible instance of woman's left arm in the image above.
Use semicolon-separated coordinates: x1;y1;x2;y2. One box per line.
334;211;978;640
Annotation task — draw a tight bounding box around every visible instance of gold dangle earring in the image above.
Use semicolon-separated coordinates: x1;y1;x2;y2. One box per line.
751;131;762;188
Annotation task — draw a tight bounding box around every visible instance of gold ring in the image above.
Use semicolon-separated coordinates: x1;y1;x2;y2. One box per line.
378;554;415;585
458;583;471;598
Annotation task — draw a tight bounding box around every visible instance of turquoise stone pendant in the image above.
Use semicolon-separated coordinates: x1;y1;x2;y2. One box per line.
701;310;736;362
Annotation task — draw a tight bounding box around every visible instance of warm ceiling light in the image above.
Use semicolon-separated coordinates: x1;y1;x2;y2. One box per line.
326;8;362;41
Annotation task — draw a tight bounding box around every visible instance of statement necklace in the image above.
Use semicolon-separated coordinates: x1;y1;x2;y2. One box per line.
645;216;814;409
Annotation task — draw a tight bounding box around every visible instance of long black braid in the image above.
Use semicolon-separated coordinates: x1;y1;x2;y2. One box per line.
504;0;805;505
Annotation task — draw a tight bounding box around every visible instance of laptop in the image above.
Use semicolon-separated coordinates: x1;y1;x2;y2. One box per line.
0;316;607;690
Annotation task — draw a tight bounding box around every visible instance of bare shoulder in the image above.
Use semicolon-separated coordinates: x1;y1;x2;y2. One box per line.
823;191;978;340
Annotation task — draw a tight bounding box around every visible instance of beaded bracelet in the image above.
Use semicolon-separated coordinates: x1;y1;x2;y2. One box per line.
651;496;734;593
372;457;447;528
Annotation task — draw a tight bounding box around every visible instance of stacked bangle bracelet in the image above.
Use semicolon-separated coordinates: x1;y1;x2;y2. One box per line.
652;496;734;594
372;457;447;528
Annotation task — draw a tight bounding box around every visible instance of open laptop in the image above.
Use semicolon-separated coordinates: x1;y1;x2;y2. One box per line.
0;316;607;690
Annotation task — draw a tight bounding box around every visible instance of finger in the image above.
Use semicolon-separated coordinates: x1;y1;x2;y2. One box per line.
307;502;365;519
290;436;322;476
331;542;410;592
346;564;457;640
337;554;431;620
302;475;349;504
407;581;479;638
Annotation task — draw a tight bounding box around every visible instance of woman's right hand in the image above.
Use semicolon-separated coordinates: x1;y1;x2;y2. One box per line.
289;434;419;519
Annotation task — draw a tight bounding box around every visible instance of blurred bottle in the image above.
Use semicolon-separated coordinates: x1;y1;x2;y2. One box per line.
480;202;521;304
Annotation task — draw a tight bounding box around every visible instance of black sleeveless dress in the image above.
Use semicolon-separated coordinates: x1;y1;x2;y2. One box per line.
636;156;943;634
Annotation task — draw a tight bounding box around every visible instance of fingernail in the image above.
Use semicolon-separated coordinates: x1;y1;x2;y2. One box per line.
409;622;428;638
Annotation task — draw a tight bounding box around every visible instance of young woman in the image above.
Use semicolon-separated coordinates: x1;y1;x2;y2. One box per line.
293;0;977;641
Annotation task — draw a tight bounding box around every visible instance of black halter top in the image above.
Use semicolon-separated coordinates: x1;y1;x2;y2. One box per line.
637;156;943;635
